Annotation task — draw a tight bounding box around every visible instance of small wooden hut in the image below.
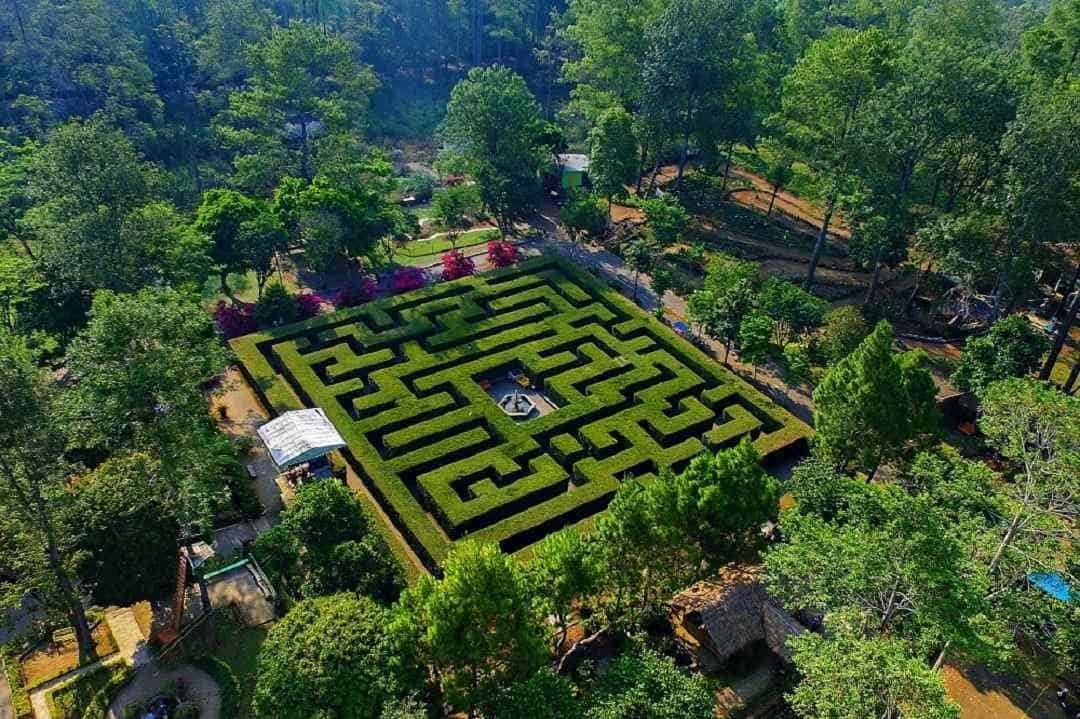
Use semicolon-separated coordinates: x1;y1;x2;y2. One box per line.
668;564;807;670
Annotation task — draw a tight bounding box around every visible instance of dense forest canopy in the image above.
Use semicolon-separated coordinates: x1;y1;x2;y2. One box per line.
2;0;1080;716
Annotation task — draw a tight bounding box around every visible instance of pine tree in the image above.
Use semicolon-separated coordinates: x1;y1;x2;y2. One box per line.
813;321;939;475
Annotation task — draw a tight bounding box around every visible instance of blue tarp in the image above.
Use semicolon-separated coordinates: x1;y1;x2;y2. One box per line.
672;321;690;335
1029;572;1073;603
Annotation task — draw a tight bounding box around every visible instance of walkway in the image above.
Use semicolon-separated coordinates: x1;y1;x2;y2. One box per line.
27;608;150;719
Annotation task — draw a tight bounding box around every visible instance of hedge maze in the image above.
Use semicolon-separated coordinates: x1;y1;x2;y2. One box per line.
233;257;811;570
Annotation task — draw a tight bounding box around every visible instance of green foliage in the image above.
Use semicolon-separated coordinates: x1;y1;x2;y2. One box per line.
757;277;827;344
526;527;598;646
813;321;939;474
265;480;404;602
687;253;758;352
486;669;580;719
583;644;715;719
737;311;774;369
193;656;241;719
650;439;779;558
24;119;176;296
787;620;959;719
560;192;609;240
70;452;180;606
47;663;132;719
439;66;550;235
63;287;230;451
219;23;378;189
397;541;547;713
588;108;638;201
253;283;299;327
782;342;812;387
639;197;689;248
432;184;482;244
253;594;423;719
818;305;869;363
952;315;1050;396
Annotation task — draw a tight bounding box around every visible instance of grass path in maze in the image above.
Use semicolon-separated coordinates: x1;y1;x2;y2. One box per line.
232;257;811;572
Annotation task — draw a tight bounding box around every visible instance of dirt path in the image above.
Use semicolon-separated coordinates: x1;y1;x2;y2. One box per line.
942;664;1064;719
726;167;850;239
212;369;282;516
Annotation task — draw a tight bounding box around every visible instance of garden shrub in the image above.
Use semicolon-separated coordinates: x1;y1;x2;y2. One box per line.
487;240;519;268
253;284;299;327
391;266;427;293
213;301;257;339
335;275;379;307
441;249;476;280
296;292;325;319
560;192;608;240
194;656;241;719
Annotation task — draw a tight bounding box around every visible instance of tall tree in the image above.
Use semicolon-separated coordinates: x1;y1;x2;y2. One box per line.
439;66;550;236
812;321;939;475
687;253;759;362
396;541;547;715
70;452;180;606
768;28;894;290
24;119;166;295
254;594;424;719
951;315;1050;396
219;22;378;190
640;0;747;188
0;333;96;663
787;618;960;719
588;107;638;213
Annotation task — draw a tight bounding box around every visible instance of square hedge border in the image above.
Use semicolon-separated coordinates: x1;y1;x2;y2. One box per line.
232;257;811;572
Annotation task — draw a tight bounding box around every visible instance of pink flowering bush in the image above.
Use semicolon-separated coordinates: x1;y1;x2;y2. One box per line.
441;250;476;280
335;274;379;307
296;292;325;319
214;300;257;339
486;240;519;268
391;266;427;293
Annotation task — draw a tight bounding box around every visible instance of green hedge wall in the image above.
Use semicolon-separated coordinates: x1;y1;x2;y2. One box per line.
231;257;811;571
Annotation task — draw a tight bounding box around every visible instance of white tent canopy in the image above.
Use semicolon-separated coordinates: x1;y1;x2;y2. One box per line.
257;408;346;469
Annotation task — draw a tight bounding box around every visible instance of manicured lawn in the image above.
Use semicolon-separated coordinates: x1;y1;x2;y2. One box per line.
231;257;811;572
396;227;500;266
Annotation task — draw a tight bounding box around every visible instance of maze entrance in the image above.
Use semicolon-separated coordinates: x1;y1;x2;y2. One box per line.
232;257;810;570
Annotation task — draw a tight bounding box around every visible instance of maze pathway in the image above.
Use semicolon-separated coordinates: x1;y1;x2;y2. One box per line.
233;257;811;570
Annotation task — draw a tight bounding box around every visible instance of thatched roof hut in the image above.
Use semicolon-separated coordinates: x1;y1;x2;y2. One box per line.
668;564;806;666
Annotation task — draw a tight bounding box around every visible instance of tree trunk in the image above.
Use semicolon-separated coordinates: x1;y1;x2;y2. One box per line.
805;195;836;291
720;140;735;192
1039;284;1079;380
16;235;35;260
767;184;780;217
299;120;311;181
902;265;923;316
636;141;649;194
863;243;886;307
10;0;27;43
1064;357;1080;394
676;130;691;191
0;459;96;665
